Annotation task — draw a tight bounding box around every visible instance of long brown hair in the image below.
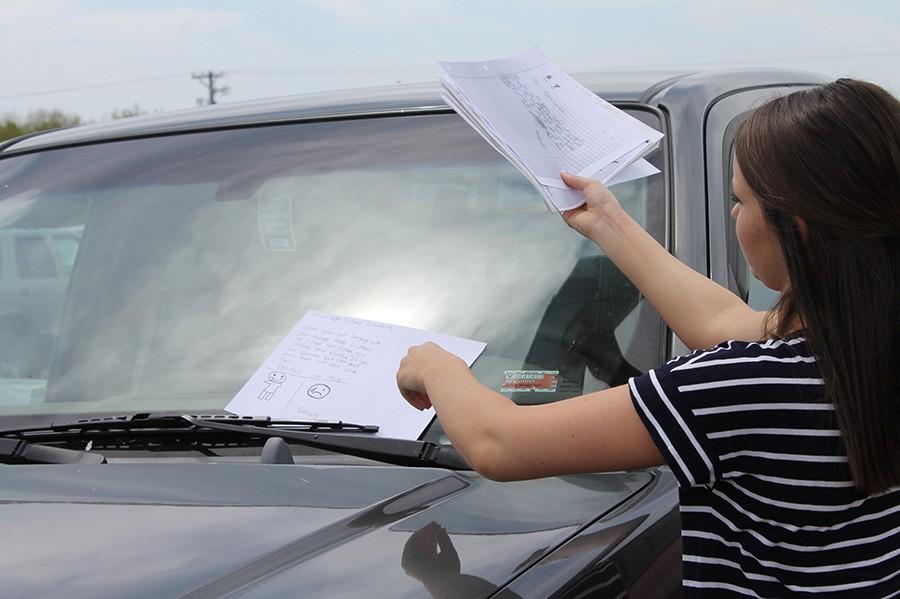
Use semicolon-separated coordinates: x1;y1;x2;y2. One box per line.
734;79;900;494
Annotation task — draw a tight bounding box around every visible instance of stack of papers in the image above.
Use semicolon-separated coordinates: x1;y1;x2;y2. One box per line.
439;48;664;212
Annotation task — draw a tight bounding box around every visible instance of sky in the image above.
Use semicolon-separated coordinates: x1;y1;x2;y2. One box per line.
1;0;899;122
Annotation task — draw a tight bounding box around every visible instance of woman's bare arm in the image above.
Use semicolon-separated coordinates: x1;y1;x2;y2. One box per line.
561;173;767;349
396;343;663;481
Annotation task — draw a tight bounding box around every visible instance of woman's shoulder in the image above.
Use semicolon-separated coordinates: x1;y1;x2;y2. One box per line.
662;334;816;376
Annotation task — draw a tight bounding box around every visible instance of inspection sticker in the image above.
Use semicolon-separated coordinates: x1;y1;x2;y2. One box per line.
258;189;297;251
501;370;559;393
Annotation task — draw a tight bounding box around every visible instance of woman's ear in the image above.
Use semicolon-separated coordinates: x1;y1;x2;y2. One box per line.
795;216;810;241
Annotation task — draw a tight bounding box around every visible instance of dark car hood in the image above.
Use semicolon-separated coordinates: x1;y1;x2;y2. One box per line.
1;462;651;598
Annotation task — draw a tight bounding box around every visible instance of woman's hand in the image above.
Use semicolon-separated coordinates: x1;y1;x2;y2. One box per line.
396;342;466;411
560;172;622;241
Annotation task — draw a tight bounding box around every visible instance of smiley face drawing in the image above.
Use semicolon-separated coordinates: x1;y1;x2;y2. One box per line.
258;371;286;401
307;383;331;400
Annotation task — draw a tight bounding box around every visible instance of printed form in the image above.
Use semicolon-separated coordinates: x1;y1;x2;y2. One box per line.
226;311;486;440
440;48;663;211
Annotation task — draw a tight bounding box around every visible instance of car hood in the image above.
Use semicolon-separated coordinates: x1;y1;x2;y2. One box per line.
1;462;651;598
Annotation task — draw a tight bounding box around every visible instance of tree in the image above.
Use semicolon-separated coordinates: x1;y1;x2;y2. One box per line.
0;119;22;142
0;109;82;142
110;103;147;120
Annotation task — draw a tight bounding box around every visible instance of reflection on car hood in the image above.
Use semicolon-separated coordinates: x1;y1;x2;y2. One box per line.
2;463;651;598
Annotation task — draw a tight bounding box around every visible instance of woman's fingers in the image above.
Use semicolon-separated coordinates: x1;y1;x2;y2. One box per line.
560;206;585;227
397;345;440;410
397;342;464;411
398;385;431;410
562;171;614;200
559;171;622;243
560;171;592;190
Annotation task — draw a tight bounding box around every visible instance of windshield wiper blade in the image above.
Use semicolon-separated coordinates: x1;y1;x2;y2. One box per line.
0;412;379;438
0;437;105;465
180;416;469;470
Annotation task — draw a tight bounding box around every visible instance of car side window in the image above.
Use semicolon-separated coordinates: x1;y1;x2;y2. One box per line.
15;236;57;278
708;87;818;313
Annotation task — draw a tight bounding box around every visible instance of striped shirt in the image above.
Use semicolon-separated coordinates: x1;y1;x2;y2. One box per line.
628;336;900;598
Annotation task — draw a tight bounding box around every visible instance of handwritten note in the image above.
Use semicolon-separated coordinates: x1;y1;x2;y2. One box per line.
226;311;486;439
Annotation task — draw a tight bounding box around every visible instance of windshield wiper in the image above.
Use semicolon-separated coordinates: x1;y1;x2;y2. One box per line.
0;437;106;465
179;415;469;470
0;412;378;438
0;413;469;470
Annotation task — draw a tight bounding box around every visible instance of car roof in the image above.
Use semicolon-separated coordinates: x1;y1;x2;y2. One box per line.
0;68;826;155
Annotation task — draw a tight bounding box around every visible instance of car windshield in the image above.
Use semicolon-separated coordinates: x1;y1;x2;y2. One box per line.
0;110;666;435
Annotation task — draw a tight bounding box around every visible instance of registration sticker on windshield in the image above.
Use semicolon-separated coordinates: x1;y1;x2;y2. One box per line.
501;370;558;393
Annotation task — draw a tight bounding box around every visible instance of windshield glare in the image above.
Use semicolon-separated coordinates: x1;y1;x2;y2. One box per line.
0;112;665;430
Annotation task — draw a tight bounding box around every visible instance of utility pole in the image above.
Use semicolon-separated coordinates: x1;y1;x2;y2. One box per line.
192;71;229;105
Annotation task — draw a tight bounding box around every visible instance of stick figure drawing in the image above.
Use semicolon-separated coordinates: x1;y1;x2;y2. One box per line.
258;371;286;401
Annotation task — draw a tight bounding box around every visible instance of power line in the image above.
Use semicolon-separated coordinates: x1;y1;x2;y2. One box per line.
2;43;898;103
567;45;900;73
0;73;191;100
671;48;899;69
230;67;430;76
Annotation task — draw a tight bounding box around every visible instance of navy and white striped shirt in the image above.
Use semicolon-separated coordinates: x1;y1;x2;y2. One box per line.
629;336;900;597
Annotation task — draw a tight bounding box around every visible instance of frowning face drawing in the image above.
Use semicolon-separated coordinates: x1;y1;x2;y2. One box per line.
307;383;331;400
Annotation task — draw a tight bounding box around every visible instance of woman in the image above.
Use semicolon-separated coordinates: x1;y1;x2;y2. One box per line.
397;79;900;596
